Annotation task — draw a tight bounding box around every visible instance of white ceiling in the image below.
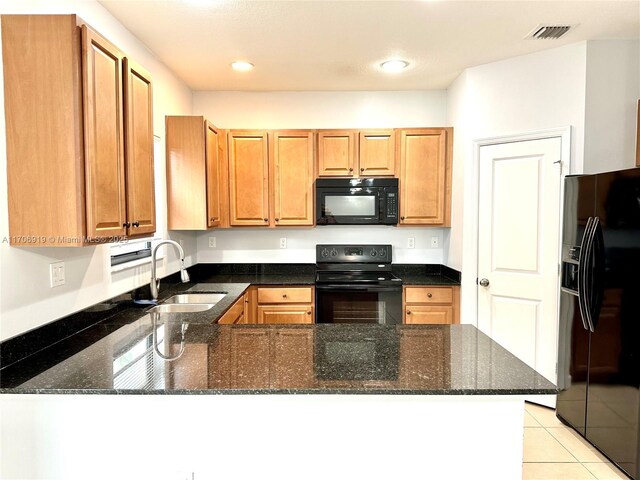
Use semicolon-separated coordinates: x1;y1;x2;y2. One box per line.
99;0;640;91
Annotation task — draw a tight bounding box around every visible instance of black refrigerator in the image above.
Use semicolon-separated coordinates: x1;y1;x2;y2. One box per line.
557;167;640;479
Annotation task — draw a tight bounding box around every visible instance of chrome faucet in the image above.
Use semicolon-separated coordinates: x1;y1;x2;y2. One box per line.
150;240;190;300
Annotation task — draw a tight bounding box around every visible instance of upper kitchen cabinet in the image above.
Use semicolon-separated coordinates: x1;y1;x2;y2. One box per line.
270;131;315;226
358;130;396;176
398;128;452;226
1;15;155;245
228;130;270;226
166;116;228;230
228;130;315;227
123;58;155;236
317;130;357;177
317;129;395;177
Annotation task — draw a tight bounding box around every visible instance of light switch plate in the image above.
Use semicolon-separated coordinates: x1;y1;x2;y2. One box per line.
50;261;65;288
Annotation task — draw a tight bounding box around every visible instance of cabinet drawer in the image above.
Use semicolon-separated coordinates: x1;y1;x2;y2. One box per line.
405;287;453;304
257;287;313;304
217;296;244;324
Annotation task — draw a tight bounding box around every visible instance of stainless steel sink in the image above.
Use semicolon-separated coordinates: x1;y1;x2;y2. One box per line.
148;303;215;314
163;293;226;305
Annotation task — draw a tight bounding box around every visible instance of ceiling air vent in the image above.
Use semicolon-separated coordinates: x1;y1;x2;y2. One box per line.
527;25;573;40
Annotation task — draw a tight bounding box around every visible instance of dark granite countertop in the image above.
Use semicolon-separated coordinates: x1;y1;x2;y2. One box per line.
0;320;556;395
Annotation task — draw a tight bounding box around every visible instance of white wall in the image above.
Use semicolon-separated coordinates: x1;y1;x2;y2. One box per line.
0;1;195;341
197;227;445;264
584;40;640;174
193;90;447;129
448;43;589;325
447;40;640;325
193;90;450;264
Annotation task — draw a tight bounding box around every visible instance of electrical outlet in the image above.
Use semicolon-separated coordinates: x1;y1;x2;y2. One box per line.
49;262;65;288
280;238;287;249
208;237;216;248
431;236;439;248
407;237;415;249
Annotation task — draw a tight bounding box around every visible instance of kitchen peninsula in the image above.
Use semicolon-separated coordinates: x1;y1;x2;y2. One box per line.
1;276;555;480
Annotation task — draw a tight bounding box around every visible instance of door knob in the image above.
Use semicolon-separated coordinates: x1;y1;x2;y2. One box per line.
479;278;490;287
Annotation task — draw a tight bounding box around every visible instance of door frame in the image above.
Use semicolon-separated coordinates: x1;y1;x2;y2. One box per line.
461;127;572;332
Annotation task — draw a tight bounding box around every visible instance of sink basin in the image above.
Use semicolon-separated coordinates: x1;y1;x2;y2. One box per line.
148;303;214;314
163;293;226;305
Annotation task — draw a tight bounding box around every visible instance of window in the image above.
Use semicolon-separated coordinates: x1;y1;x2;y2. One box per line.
110;239;152;267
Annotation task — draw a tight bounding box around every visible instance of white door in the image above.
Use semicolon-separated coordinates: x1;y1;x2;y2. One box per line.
477;137;563;389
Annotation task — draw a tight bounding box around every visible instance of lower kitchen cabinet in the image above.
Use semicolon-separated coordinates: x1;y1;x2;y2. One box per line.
258;305;314;324
403;286;460;324
217;294;246;324
255;286;315;324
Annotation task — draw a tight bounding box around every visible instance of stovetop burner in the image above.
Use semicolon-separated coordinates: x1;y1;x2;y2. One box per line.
315;244;402;287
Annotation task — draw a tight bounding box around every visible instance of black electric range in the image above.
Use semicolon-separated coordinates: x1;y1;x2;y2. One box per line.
315;244;403;324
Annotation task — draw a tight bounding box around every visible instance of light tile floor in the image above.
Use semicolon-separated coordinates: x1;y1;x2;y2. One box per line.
523;402;630;480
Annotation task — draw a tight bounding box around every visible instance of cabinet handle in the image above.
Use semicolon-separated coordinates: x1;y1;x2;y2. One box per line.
348;168;353;172
407;311;411;315
263;218;268;222
210;217;218;222
275;218;279;222
282;294;287;298
360;168;365;172
427;293;433;298
132;221;140;228
123;222;130;228
400;216;405;220
307;311;312;315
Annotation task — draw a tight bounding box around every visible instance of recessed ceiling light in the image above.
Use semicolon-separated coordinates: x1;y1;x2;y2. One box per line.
380;59;410;73
231;61;254;72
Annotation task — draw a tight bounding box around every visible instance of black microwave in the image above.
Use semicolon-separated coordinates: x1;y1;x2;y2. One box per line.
316;178;399;225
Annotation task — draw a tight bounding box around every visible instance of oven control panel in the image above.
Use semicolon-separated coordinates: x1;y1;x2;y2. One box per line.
316;244;392;263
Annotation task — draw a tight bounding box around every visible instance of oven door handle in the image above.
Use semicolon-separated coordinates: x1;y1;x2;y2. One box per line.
315;284;403;292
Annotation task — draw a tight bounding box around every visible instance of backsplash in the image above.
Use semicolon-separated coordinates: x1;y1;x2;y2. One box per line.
196;226;448;264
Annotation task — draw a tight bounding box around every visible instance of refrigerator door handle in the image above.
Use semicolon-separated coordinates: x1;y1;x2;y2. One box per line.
587;217;605;332
577;217;595;331
581;216;600;332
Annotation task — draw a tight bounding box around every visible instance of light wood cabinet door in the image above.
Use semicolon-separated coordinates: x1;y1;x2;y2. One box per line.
271;131;315;226
82;25;127;239
359;130;395;176
404;305;453;324
217;296;245;324
166;117;227;230
398;129;452;226
166;116;207;229
228;131;270;226
2;15;87;246
258;305;314;324
123;57;155;237
317;130;357;177
205;121;222;228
